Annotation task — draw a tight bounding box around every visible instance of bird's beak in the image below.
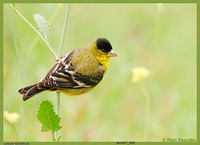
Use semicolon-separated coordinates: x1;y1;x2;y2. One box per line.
107;50;117;57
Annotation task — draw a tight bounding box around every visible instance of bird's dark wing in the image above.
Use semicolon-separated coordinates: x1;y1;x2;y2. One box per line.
38;50;102;90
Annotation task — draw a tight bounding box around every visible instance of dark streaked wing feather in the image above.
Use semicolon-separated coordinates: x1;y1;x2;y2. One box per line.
42;50;75;82
74;72;103;87
38;50;102;90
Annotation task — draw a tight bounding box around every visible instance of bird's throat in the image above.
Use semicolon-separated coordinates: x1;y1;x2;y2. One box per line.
96;55;111;70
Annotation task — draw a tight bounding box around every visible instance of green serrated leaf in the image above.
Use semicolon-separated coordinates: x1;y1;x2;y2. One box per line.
33;14;51;39
37;100;62;133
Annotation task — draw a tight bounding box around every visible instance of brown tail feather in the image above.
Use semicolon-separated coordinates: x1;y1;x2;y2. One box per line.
18;84;44;101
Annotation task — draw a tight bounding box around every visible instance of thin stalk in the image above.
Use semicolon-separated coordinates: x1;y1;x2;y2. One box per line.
56;92;61;115
55;92;61;140
6;7;24;141
143;5;161;141
140;83;151;141
55;92;60;141
12;34;24;142
9;3;57;59
52;130;55;142
57;4;71;57
55;4;71;141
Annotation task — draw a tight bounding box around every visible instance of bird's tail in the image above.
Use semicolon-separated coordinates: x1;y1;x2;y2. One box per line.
18;83;44;101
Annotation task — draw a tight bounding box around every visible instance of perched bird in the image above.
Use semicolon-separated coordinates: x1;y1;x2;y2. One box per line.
18;38;117;101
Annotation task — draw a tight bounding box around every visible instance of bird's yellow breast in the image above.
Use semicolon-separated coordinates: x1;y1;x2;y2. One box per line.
57;88;93;96
95;55;111;74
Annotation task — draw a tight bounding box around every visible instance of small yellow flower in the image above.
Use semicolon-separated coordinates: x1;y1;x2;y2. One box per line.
131;67;150;83
4;111;20;123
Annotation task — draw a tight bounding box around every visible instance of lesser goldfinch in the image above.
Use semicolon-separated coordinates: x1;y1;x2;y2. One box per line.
18;38;117;101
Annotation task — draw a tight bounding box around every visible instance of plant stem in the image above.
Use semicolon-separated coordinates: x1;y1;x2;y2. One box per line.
52;130;55;142
9;3;57;59
55;91;60;141
12;29;24;142
142;5;161;141
56;92;61;115
55;4;71;141
57;4;71;58
140;83;150;141
6;7;24;141
142;4;161;141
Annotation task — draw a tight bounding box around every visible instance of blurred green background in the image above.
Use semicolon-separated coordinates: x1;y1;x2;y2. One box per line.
3;3;196;142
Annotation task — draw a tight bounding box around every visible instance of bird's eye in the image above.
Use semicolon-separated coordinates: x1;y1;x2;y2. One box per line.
101;49;106;52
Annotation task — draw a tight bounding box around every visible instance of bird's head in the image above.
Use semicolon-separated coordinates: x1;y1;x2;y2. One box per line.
92;38;117;67
96;38;117;57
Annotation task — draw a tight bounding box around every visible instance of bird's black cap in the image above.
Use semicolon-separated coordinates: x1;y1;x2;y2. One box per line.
96;38;112;53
